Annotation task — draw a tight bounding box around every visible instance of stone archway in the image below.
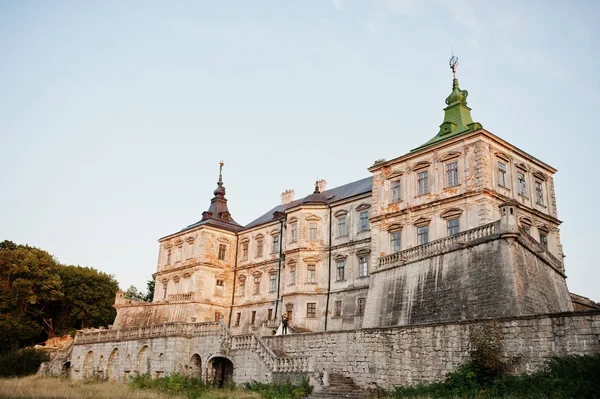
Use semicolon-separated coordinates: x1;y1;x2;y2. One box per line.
61;361;71;378
107;348;120;381
135;345;151;375
83;351;95;378
189;354;202;379
207;356;233;388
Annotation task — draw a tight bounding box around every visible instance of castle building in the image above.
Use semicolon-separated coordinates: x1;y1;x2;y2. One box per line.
54;64;598;388
112;66;572;335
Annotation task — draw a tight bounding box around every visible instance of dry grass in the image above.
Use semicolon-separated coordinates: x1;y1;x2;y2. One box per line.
0;376;261;399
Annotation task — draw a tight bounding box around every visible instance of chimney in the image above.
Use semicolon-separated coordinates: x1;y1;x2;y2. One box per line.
317;179;327;193
281;189;295;205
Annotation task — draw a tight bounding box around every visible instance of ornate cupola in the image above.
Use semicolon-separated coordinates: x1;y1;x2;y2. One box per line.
413;56;482;151
302;181;328;205
197;161;242;231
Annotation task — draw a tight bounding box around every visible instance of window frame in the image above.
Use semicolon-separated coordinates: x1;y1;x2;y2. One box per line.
272;234;280;254
517;171;527;197
335;260;345;282
309;223;318;241
289;265;296;285
218;244;227;260
269;273;277;293
359;211;369;232
306;302;317;318
498;161;507;187
241;242;249;261
358;255;368;277
357;298;366;316
307;264;316;284
390;231;401;253
256;238;264;257
445;160;459;187
417;171;429;195
391;180;402;203
334;300;342;317
253;275;261;295
290;222;298;242
447;218;460;236
337;216;347;237
535;181;544;205
417;225;429;245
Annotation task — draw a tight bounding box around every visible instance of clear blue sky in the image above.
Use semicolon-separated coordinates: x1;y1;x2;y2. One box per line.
1;1;598;302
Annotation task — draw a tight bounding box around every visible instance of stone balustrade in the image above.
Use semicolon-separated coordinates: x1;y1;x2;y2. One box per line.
75;321;225;344
377;221;499;271
167;292;194;302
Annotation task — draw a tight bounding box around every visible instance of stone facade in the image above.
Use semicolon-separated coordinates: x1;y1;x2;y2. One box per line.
43;70;595;388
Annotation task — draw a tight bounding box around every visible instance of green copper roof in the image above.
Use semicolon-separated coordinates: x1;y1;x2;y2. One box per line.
412;75;482;152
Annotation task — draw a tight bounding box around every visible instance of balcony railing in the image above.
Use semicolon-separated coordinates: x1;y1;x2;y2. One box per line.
377;221;499;271
167;292;194;302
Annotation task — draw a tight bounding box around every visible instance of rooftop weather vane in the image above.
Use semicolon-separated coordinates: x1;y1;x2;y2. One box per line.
449;55;459;78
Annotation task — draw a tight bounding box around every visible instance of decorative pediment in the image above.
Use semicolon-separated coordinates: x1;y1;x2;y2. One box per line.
252;271;262;277
288;216;298;223
439;151;461;162
270;229;281;236
355;203;371;212
495;152;510;162
538;224;549;233
388;170;404;179
413;217;431;227
334;209;348;218
173;276;180;283
286;258;297;266
305;213;321;221
356;248;371;256
240;237;250;244
412;161;431;171
268;268;277;273
217;237;230;244
532;171;546;181
174;238;184;245
303;256;320;263
183;273;191;278
334;254;347;261
440;208;464;220
519;216;533;226
238;274;247;281
516;162;528;171
387;223;403;232
164;243;173;249
254;233;265;240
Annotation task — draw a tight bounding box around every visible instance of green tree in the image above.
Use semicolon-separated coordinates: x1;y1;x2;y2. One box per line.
0;241;63;353
51;265;119;332
124;279;155;302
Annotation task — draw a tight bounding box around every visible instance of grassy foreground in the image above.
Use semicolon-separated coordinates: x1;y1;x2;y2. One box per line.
0;375;260;399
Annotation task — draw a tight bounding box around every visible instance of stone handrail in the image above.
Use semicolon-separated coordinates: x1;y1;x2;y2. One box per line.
74;321;226;344
378;221;499;270
167;292;194;301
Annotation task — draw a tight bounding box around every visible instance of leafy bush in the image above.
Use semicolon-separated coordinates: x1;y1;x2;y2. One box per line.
243;378;312;399
0;348;49;377
387;354;600;399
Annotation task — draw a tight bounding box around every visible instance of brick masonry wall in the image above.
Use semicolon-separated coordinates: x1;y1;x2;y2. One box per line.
264;311;600;390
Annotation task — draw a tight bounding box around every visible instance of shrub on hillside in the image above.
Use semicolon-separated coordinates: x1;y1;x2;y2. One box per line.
0;348;49;377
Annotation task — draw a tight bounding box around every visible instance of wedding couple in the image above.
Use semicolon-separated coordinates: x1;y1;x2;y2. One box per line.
274;313;290;336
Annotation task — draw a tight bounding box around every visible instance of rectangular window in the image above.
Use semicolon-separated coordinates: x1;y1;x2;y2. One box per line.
251;311;256;325
498;162;507;187
162;282;167;299
177;245;183;262
216;279;224;287
446;160;459;187
359;211;369;232
447;218;459;236
235;313;241;326
391;180;401;202
417;171;429;195
289;267;296;285
256;239;264;257
269;273;277;292
307;264;316;283
218;244;226;260
253;276;260;295
215;312;222;321
357;298;366;316
518;172;527;196
417;226;429;245
166;250;172;265
540;232;548;249
290;223;297;242
267;308;273;320
272;235;280;254
521;225;531;235
242;242;248;261
334;300;342;317
535;181;544;205
309;223;317;241
187;243;194;259
359;256;368;277
238;280;245;296
336;260;345;281
307;303;316;318
390;231;401;253
337;217;346;237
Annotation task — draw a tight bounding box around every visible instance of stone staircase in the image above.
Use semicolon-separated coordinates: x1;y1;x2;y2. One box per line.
307;373;371;399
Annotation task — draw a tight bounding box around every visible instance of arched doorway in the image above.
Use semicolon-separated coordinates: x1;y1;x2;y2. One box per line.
61;361;71;378
135;345;151;375
207;357;233;388
189;354;202;378
107;348;120;381
83;351;95;378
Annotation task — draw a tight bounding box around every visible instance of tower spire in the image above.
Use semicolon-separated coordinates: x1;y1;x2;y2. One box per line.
411;55;483;152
